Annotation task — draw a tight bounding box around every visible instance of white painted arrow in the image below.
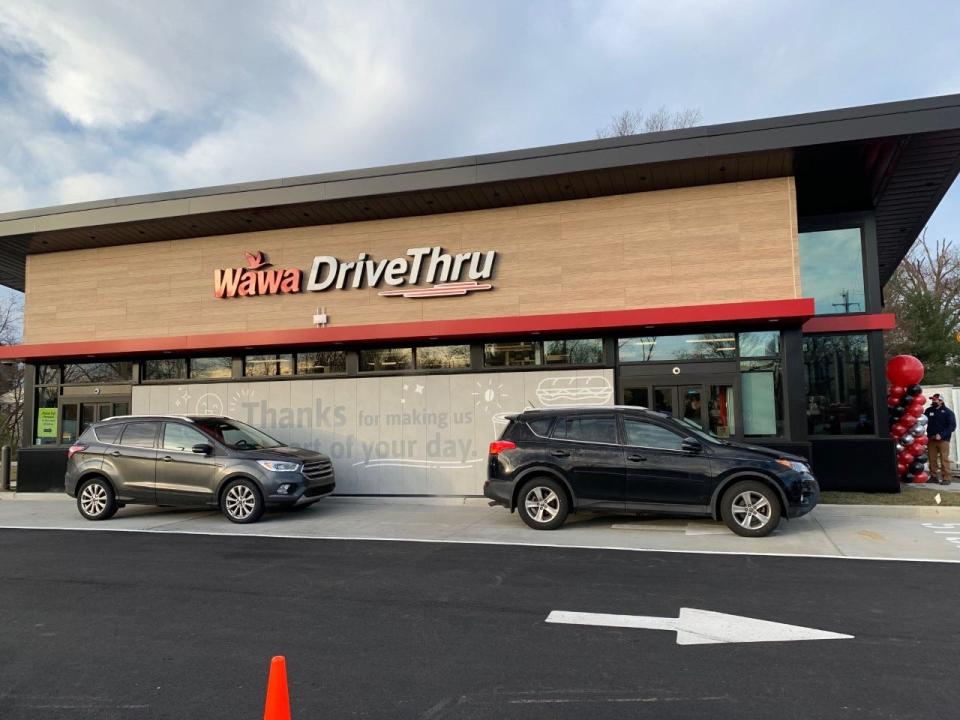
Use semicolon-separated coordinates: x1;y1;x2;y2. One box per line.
546;608;854;645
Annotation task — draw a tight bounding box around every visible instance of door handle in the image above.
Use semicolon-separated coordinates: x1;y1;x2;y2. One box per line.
627;454;647;462
550;449;570;458
110;450;121;457
162;456;173;462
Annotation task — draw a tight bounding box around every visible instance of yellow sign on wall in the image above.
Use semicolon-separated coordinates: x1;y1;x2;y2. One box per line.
36;407;57;439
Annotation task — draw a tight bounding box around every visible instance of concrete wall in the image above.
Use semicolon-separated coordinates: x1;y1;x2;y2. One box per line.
132;368;615;495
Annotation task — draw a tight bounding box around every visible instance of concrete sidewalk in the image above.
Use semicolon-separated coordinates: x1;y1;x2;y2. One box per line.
2;492;959;562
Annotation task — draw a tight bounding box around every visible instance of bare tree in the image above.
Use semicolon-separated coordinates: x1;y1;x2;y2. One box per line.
884;230;960;384
596;106;702;139
0;295;23;449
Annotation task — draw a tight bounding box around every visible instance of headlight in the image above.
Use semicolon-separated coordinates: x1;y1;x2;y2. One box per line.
256;460;301;473
775;459;808;473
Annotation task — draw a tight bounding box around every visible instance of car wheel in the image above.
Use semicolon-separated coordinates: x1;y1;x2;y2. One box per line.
721;480;782;537
517;478;569;530
77;477;118;521
221;478;265;524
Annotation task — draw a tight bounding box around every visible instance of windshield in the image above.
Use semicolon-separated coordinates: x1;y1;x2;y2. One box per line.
193;418;285;450
678;417;725;445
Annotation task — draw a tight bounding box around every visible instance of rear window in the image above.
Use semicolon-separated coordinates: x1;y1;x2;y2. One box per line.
527;417;554;437
93;424;122;444
552;415;618;444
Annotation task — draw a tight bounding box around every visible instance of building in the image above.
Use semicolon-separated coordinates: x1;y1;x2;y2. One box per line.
2;95;960;494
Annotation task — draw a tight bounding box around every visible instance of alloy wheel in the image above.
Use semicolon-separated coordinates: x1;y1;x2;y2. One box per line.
80;483;108;517
524;486;560;524
731;490;772;531
225;484;257;520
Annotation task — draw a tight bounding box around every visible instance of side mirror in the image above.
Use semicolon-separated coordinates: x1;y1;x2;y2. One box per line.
681;438;702;453
192;443;213;455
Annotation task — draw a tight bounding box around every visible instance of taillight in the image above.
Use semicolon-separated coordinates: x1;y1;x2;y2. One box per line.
489;440;516;455
67;444;87;460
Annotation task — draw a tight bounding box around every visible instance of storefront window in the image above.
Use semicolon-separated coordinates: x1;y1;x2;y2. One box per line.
618;333;737;362
798;228;865;315
360;348;413;372
544;339;603;365
803;334;873;435
144;358;188;381
189;357;233;380
741;360;784;436
738;331;780;358
416;345;470;369
296;351;346;375
708;385;736;438
37;365;59;384
244;354;294;377
62;362;132;384
484;342;540;367
61;404;79;444
34;387;59;445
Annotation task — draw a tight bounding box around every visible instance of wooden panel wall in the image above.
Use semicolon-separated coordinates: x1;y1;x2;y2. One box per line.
24;178;799;343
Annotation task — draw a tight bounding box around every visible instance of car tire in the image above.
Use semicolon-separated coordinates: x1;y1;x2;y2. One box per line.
720;480;782;537
77;477;118;521
517;477;569;530
221;478;265;524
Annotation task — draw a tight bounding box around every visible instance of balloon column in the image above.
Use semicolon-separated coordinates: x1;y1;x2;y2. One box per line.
886;355;929;483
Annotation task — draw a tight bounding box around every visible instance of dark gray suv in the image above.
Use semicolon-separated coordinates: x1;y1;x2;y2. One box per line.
65;415;335;524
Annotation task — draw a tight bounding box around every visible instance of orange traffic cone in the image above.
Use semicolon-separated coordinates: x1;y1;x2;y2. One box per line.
263;655;291;720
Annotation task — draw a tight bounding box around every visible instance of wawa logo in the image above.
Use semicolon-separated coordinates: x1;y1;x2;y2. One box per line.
214;251;303;298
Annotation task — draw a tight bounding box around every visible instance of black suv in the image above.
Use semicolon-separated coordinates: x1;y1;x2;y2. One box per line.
484;407;818;537
65;415;335;524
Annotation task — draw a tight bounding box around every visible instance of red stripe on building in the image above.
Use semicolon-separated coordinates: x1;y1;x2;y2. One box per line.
801;313;896;333
0;298;816;361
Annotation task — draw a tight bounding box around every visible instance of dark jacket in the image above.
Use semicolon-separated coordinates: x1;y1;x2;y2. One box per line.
926;404;956;441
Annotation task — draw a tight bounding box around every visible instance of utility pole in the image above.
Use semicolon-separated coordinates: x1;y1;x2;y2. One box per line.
832;289;861;314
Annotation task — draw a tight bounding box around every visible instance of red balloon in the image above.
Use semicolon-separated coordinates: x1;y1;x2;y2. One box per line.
891;423;907;438
914;471;930;484
908;405;925;418
909;441;926;455
902;414;917;428
900;452;916;465
914;435;929;447
897;462;909;476
886;355;924;386
887;396;900;408
912;394;926;406
890;385;907;399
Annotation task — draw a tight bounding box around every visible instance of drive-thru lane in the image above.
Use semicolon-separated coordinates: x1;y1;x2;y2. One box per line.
0;529;957;719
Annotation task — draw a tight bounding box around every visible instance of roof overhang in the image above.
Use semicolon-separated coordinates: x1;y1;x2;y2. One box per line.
2;95;960;291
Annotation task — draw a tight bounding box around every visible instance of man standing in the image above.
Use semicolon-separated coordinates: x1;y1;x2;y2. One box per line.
925;394;956;485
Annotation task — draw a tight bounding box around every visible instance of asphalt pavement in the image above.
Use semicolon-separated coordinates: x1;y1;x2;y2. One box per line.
0;528;958;719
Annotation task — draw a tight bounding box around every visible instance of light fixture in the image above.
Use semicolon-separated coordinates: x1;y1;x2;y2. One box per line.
685;337;735;343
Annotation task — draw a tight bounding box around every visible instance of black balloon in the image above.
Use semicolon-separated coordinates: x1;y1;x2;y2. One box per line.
907;384;923;396
915;454;928;464
905;473;915;481
910;461;925;473
891;406;905;418
899;395;913;406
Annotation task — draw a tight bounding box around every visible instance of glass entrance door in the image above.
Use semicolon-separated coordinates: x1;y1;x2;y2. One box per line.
60;399;130;444
622;380;737;439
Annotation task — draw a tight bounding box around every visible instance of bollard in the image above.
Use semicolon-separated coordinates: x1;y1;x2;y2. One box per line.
1;446;10;491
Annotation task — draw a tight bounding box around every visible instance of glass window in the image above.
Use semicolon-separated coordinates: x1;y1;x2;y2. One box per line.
623;419;684;450
144;358;188;381
120;422;160;448
190;357;233;380
741;360;783;436
484;342;540;367
112;402;129;418
618;333;737;362
543;338;603;365
60;404;78;444
62;362;133;384
798;228;865;315
95;424;123;444
34;387;58;445
192;417;283;450
163;423;210;452
708;385;737;438
416;345;471;369
552;415;617;444
803;334;874;435
527;417;554;436
738;331;780;358
360;348;413;372
37;365;59;384
297;351;346;375
245;354;293;377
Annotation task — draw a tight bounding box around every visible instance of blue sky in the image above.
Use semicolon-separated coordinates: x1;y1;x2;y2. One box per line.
1;0;959;314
